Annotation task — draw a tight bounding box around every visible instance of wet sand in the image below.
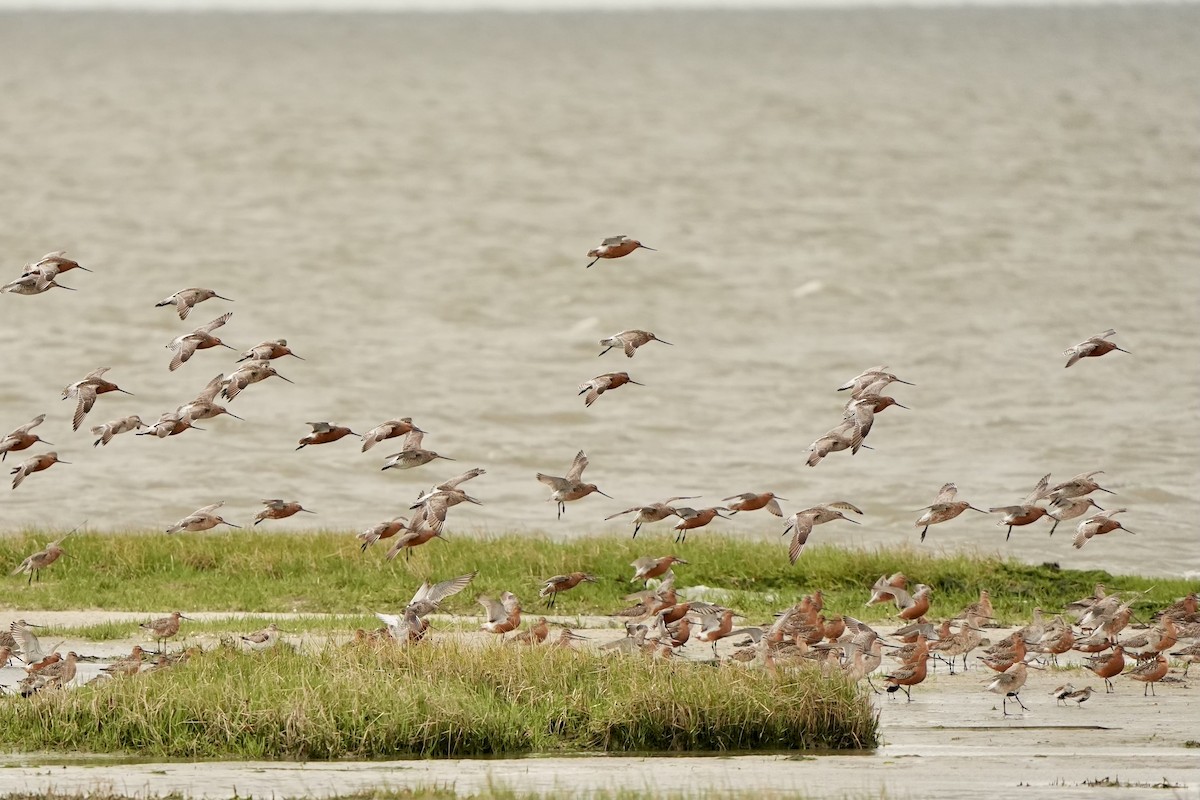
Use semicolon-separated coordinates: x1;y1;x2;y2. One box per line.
1;610;1197;798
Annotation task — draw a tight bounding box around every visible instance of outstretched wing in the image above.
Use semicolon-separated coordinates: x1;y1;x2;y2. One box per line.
411;571;478;608
566;450;589;482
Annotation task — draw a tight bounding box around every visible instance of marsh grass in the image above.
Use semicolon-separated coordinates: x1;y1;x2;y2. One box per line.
1;531;1187;624
0;641;878;759
0;789;871;800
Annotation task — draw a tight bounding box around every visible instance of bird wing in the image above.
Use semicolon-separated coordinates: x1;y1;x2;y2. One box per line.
10;623;43;661
934;483;958;504
170;337;200;371
824;501;864;515
401;429;426;452
501;592;521;614
193;374;225;404
73;385;98;431
413;571;478;608
605;507;641;520
196;312;232;334
537;473;570;492
478;596;505;623
1024;474;1052;505
308;422;335;433
14;414;47;435
765;498;784;517
193;502;225;516
84;367;112;381
566;450;589;482
438;468;486;490
788;516;814;564
601;235;627;246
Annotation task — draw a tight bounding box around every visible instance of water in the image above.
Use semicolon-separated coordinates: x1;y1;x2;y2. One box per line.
0;7;1197;577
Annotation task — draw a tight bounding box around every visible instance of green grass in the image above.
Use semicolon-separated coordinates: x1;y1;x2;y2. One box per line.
0;790;879;800
0;641;878;759
1;530;1189;625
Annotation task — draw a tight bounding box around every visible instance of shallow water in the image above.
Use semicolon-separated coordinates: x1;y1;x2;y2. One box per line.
0;8;1197;577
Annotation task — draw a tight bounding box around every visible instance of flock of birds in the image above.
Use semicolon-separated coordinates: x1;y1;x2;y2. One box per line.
2;244;1188;718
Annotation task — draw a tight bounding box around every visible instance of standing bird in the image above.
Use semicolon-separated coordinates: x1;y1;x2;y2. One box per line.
11;530;74;585
597;330;672;358
62;368;133;432
254;499;315;525
167;312;235;371
1127;653;1169;696
156;287;233;321
538;572;597;608
1082;645;1125;693
585;235;655;268
986;662;1030;716
1;414;52;461
536;450;610;519
914;483;987;542
723;492;787;517
1073;509;1135;549
236;339;303;363
361;417;422;452
140;611;191;652
1063;329;1129;368
166;502;240;533
990;474;1053;541
91;415;146;447
221;361;293;401
11;452;68;490
381;429;454;470
783;502;864;564
578;372;643;407
296;422;359;450
605;496;697;538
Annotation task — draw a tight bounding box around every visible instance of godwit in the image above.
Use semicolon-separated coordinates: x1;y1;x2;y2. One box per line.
783;502;863;564
11;526;75;584
1064;329;1129;368
896;585;932;621
537;450;610;519
1073;509;1135;549
361;418;422;452
167;312;235;371
696;609;738;657
866;572;908;607
138;409;205;438
1127;653;1169;696
1;273;74;295
410;487;480;533
240;623;281;650
1169;642;1200;676
383;508;445;562
381;430;454;470
511;617;550;645
156;287;233;321
10;452;68;490
1;414;52;461
356;517;408;552
578;372;643;407
538;572;597;608
62;368;133;431
836;366;915;397
166;502;240;533
723;492;787;517
38;650;79;689
91;415;146;446
22;251;92;278
1047;496;1104;535
297;422;360;450
597;330;672;357
585;235;655;268
412;468;486;507
376;572;477;643
236;339;303;362
177;374;243;423
955;589;994;623
479;591;522;634
8;620;52;663
884;649;929;701
672;506;730;543
140;611;191;652
101;646;146;677
220;361;293;402
1048;470;1114;500
254;499;315;525
986;662;1030;716
914;483;987;541
805;420;865;467
605;496;697;538
989;473;1052;540
846;392;909;415
629;555;687;585
1083;645;1125;692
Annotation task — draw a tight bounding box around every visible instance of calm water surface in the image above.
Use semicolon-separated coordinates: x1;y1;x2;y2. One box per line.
0;8;1197;577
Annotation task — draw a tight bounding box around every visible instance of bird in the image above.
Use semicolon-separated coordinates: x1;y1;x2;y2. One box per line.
783;502;864;564
1047;496;1105;536
1082;645;1125;693
723;492;787;517
10;452;68;490
1047;470;1114;500
167;312;235;371
156;288;233;320
221;361;293;401
166;502;240;533
240;623;281;650
137;410;205;439
356;517;409;552
990;474;1053;540
236;339;303;362
254;499;315;525
585;235;655;268
297;422;359;450
1073;509;1135;549
383;508;445;562
597;330;672;358
11;529;75;585
629;555;687;585
672;507;731;543
1;414;52;461
578;372;643;407
836;366;915;397
914;483;987;542
2;273;74;295
1126;653;1169;696
605;496;697;538
986;662;1030;716
479;591;522;634
361;418;422;452
177;373;243;424
62;368;133;431
536;450;610;519
21;251;92;278
1063;329;1129;368
140;611;191;652
90;415;146;447
376;572;477;643
381;430;454;470
805;420;866;467
538;572;597;608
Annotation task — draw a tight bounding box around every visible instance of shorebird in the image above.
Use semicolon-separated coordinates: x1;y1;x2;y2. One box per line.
914;483;987;542
10;452;68;490
383;508;444;562
1127;653;1169;696
578;372;643;407
1063;329;1129;368
836;366;915;397
376;572;477;643
866;572;908;607
1073;509;1135;549
597;330;672;358
156;287;232;321
297;422;359;450
605;496;697;538
381;430;454;470
11;526;77;584
8;620;54;663
254;499;315;525
1047;496;1104;535
990;473;1052;540
479;591;522;634
585;235;655;268
236;339;303;362
986;662;1030;716
91;415;146;447
511;617;551;645
896;585;932;622
21;251;92;278
361;417;422;452
672;507;730;543
36;650;79;689
537;450;610;519
630;555;687;585
137;410;205;439
1082;645;1125;692
166;502;240;533
240;623;281;650
166;312;234;372
723;492;787;517
356;517;408;552
221;361;293;401
176;374;243;424
1;414;52;461
538;572;597;608
140;611;191;652
62;368;133;431
412;468;486;508
1;273;74;295
101;646;147;677
805;420;866;467
783;502;863;564
1169;642;1200;676
884;649;929;701
1048;470;1114;500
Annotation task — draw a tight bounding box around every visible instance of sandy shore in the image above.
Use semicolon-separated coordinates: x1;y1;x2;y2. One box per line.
1;610;1197;799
